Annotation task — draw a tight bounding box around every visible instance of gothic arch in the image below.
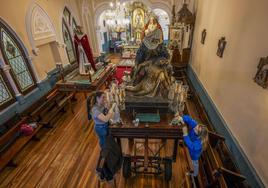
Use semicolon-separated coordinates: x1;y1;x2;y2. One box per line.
94;0;171;27
0;17;37;94
26;3;57;55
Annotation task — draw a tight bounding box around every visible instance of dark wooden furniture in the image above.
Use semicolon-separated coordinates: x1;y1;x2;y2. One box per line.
0;87;75;171
182;75;247;187
110;112;182;181
110;113;182;160
0;116;41;171
56;64;116;93
23;89;74;127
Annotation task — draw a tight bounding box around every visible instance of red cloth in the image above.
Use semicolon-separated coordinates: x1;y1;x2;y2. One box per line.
20;124;34;136
74;34;96;71
115;66;132;84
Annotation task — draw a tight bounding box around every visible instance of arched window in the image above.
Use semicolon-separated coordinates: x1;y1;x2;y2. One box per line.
63;7;71;25
0;69;15;110
72;17;78;33
62;20;76;64
0;22;36;95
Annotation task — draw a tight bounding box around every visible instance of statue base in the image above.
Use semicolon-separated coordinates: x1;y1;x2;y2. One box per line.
125;92;170;113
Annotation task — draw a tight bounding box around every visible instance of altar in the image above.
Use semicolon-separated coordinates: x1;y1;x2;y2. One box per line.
122;45;140;59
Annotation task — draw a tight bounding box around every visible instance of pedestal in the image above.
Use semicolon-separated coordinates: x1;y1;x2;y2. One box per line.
125;93;170;113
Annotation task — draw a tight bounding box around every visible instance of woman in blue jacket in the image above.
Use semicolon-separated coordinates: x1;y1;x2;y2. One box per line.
182;115;208;177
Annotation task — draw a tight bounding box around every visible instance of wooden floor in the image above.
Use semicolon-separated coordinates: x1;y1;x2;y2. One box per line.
0;54;194;188
0;93;192;188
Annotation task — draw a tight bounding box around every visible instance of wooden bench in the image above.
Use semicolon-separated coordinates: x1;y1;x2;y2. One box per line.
24;89;74;128
182;142;196;188
0;87;75;171
39;90;74;127
0;115;42;171
182;76;248;187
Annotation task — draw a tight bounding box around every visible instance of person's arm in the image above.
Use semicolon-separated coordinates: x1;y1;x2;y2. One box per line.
182;126;202;151
183;135;201;151
182;115;198;130
97;103;116;123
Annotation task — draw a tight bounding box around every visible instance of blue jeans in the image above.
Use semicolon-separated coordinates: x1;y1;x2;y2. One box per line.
95;124;108;147
192;160;199;177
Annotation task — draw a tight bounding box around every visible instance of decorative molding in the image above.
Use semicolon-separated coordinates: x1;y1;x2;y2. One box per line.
31;4;56;42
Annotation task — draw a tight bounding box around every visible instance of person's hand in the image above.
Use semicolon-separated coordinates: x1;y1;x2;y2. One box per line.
182;126;188;136
178;116;184;124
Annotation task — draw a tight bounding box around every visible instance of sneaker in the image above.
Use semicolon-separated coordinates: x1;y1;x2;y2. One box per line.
95;169;105;182
106;174;114;182
107;177;115;184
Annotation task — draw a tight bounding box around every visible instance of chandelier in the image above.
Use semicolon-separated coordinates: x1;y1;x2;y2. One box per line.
106;0;130;28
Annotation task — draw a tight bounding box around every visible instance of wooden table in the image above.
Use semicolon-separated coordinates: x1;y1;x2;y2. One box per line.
56;64;116;93
109;112;183;180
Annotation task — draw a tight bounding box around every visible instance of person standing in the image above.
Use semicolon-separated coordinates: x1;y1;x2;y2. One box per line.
182;115;208;180
91;91;116;147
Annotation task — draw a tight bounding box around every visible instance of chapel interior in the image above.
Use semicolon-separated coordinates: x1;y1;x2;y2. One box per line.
0;0;267;187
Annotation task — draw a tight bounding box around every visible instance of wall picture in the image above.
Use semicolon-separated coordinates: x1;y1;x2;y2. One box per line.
216;37;226;58
201;29;206;45
254;56;268;88
170;28;182;41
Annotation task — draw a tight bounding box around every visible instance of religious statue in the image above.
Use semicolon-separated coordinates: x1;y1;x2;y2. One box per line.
135;16;168;66
132;8;145;42
168;81;188;114
126;58;173;98
106;80;126;111
121;71;132;86
126;16;172;99
74;26;96;75
134;9;144;29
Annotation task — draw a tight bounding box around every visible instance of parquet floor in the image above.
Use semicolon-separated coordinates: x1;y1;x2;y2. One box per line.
0;93;191;188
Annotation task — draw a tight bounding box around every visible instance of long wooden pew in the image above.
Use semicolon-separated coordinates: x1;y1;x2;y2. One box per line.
179;71;247;187
0;88;74;171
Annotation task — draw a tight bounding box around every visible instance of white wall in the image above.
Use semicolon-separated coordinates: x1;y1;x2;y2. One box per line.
190;0;268;185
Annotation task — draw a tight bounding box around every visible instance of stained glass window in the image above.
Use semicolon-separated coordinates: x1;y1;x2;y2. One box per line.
0;69;15;110
0;25;36;94
62;20;76;63
63;7;71;25
0;74;13;107
72;17;78;33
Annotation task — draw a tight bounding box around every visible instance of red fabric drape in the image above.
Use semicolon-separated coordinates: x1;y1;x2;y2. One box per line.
74;34;96;71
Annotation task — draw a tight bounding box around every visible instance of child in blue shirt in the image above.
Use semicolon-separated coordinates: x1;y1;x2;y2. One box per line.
182;115;208;177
